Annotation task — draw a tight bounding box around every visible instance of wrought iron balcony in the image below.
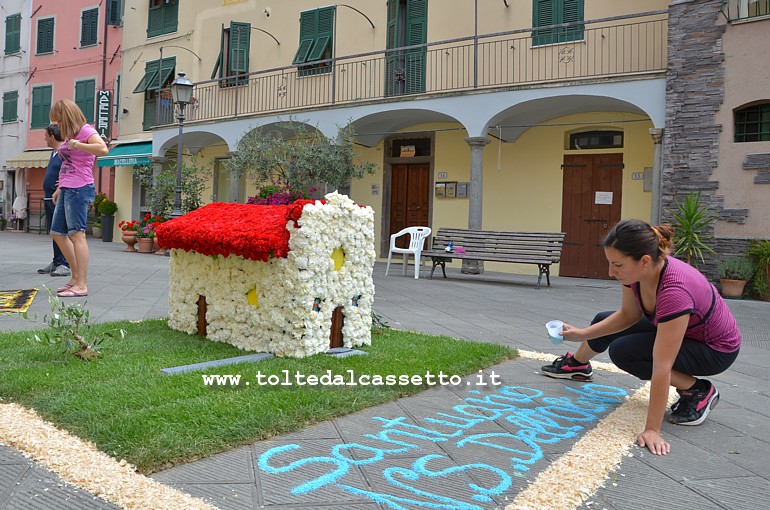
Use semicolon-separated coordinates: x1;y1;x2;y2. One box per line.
156;11;668;128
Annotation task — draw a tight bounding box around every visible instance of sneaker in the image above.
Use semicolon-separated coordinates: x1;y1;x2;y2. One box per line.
50;265;72;277
37;262;55;274
668;380;719;426
541;352;593;381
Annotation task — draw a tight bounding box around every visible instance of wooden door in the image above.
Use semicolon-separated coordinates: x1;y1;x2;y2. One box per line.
560;154;623;279
389;163;430;248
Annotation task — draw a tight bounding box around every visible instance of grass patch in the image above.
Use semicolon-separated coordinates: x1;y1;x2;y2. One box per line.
0;319;515;473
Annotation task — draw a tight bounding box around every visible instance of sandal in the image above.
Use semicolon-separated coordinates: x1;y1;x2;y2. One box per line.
57;283;74;293
57;289;88;298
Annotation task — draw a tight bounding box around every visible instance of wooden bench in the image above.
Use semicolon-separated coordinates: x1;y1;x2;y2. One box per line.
421;228;566;289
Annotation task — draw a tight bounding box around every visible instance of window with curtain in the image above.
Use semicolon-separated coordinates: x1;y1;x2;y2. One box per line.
211;22;251;87
36;17;55;54
31;86;53;128
75;79;96;123
2;91;18;122
81;8;99;47
292;7;335;76
147;0;178;38
532;0;584;46
5;13;21;54
735;103;770;142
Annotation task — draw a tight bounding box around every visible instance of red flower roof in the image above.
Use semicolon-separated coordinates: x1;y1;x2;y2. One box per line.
156;202;303;261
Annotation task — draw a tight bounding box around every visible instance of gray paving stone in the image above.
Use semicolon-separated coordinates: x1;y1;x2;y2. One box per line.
2;233;770;509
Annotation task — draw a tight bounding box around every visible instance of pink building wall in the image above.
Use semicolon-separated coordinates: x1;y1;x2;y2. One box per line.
27;0;123;197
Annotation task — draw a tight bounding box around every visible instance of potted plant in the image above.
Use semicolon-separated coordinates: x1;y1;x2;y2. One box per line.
671;192;716;267
97;198;118;243
92;217;102;239
717;255;754;299
118;219;140;252
747;239;770;301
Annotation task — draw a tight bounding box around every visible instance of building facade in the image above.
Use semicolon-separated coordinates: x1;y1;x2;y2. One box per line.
2;0;123;231
7;0;767;281
125;0;670;280
0;0;32;226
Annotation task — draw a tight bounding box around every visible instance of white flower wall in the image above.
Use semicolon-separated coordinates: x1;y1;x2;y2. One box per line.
167;192;376;357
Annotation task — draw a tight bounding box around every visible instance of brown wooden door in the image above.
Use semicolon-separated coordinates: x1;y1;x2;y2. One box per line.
560;154;623;279
389;163;430;248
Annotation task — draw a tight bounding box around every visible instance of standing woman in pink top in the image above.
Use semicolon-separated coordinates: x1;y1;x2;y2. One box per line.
49;99;108;298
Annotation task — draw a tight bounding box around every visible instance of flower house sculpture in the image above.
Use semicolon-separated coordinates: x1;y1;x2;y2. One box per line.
156;192;376;357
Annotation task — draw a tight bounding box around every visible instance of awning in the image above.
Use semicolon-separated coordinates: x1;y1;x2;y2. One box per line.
5;149;52;169
97;142;153;167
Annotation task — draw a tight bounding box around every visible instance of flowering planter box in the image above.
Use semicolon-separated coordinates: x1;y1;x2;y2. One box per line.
156;192;375;357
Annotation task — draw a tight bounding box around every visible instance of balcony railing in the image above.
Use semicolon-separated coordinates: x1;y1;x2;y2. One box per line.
157;11;668;128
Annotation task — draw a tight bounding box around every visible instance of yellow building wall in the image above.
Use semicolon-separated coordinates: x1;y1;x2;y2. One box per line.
348;113;654;276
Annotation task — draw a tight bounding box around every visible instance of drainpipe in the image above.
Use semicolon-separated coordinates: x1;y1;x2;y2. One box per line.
649;128;664;224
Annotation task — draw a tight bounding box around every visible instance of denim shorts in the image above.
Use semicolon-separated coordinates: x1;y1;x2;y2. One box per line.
51;184;95;236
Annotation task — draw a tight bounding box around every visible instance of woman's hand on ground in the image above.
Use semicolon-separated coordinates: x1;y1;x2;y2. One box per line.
637;429;670;455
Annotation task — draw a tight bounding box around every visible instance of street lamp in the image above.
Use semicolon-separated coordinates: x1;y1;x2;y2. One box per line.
169;71;194;218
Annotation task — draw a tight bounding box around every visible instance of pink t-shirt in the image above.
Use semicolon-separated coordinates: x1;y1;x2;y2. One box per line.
58;124;98;188
631;256;741;353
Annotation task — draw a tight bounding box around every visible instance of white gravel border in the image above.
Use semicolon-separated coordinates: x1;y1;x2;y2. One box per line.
509;350;677;510
0;402;218;510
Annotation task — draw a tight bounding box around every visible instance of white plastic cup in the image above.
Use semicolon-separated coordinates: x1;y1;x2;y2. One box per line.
546;320;564;344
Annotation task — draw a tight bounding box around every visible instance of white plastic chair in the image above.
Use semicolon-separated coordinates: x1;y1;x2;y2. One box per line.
385;226;432;279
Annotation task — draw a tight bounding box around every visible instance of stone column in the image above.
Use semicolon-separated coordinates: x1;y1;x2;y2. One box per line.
649;128;664;225
462;136;490;274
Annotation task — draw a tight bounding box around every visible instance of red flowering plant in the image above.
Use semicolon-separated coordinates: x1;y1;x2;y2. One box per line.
118;220;140;233
247;181;317;206
135;213;166;239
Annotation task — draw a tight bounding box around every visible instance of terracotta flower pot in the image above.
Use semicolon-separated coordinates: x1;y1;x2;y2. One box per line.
137;237;155;253
122;231;137;252
720;278;747;299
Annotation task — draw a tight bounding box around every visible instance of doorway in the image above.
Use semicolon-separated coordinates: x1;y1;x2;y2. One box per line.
389;163;430;249
559;154;623;279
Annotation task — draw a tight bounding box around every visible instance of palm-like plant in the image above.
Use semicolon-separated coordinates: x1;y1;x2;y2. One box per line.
671;192;716;267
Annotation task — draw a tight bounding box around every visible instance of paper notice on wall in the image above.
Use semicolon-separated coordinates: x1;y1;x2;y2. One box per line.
595;191;613;205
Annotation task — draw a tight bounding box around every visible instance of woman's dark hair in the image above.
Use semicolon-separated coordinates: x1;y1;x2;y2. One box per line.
602;219;674;262
46;124;63;142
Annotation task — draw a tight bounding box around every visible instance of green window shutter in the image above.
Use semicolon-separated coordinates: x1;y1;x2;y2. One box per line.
311;7;334;62
155;57;176;89
147;2;163;37
133;60;159;93
229;22;251;75
211;24;224;80
405;0;427;94
307;35;330;62
561;0;584;42
533;0;555;46
81;8;99;46
107;0;121;25
75;79;96;123
37;18;54;54
163;0;178;34
31;86;52;128
3;91;19;122
5;14;21;55
293;10;317;65
385;0;401;97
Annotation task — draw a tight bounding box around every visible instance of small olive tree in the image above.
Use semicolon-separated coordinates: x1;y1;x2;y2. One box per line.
224;120;376;196
133;155;210;217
